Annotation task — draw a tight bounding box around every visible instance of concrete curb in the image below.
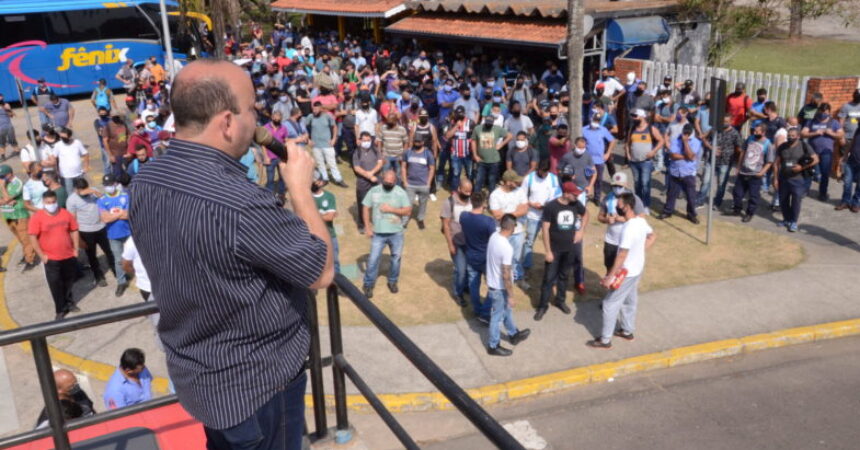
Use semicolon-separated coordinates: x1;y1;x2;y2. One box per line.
3;240;859;412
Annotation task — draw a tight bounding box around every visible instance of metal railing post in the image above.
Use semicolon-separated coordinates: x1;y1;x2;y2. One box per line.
305;291;328;439
31;337;71;450
326;285;349;432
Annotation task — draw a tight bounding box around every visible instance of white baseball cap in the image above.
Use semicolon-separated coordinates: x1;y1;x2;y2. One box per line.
631;108;647;118
626;72;636;83
611;172;628;187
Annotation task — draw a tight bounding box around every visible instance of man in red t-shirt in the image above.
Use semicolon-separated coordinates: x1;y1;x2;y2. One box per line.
726;82;753;130
28;190;80;320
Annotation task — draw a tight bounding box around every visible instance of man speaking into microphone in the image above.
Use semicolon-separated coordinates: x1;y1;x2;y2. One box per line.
129;59;333;449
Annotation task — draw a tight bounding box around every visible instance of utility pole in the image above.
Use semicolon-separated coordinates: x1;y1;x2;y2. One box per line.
566;0;585;136
159;0;176;79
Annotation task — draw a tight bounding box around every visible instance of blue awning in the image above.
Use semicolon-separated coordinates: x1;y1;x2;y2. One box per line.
606;16;671;51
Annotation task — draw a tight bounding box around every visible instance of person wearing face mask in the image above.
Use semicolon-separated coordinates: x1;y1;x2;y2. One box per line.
91;107;113;175
35;369;96;428
489;170;530;288
440;179;474;305
100;115;130;179
126;119;154;163
42;171;67;207
454;86;481;123
52;127;89;193
558;136;597;196
472;115;512;192
731;123;775;222
22;163;49;214
505;131;538;178
774;128;818;232
701;114;743;211
353;132;384;234
312;179;341;273
67;177;114;288
444;106;476;191
361;170;412;298
262;110;290;196
104;348;153;409
588;193;656;349
97;174;131;297
355;98;379;141
726;82;753;130
504;101;535;155
125;145;154;179
582;114;617;205
41;94;75;129
271;90;296;120
482;90;508;118
598;173;646;274
91;78;116;113
401;141;436;230
802;103;844;201
438;80;461;122
1;164;38;272
409;109;441;197
0;93;21;162
749;88;769;129
376;113;409;185
534;181;588;321
28;190;80;319
658;124;702;224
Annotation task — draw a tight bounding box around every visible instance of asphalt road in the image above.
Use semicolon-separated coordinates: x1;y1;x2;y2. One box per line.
351;336;860;449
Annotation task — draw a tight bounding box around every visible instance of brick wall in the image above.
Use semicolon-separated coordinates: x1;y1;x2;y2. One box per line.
614;58;645;81
805;77;859;113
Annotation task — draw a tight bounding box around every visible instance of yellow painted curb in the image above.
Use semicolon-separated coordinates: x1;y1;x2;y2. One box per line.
5;240;860;412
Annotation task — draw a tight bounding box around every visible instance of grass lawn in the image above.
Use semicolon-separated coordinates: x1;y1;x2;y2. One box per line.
726;37;860;76
307;164;805;327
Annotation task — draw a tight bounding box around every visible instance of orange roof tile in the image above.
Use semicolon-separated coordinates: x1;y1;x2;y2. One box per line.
410;0;680;19
386;15;567;47
271;0;406;16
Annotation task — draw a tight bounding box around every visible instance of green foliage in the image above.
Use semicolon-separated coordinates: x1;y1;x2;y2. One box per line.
679;0;779;66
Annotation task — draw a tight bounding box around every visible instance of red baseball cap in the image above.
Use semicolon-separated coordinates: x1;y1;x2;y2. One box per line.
562;182;582;196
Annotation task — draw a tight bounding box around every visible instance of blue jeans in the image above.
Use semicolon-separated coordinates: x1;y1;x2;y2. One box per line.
841;159;860;207
436;148;451;187
522;218;541;271
204;372;306;450
466;264;490;320
697;162;732;207
475;162;500;192
806;150;832;197
487;289;517;349
508;232;525;281
663;175;698;218
451;244;467;297
363;232;404;287
779;175;807;224
383;157;402;184
629;160;653;208
109;236;129;285
265;159;284;195
332;235;340;274
449;156;472;191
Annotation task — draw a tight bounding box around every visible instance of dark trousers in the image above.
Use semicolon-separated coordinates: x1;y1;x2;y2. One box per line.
603;242;619;273
779;176;807;224
205;371;307;450
356;184;372;228
79;229;115;281
663;175;698;218
539;242;583;308
45;258;77;314
337;126;356;161
732;174;763;215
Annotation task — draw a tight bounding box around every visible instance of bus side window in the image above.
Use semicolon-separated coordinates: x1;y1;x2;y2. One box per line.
0;14;48;47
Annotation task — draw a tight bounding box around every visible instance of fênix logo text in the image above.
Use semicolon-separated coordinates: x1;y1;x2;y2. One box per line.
57;45;130;71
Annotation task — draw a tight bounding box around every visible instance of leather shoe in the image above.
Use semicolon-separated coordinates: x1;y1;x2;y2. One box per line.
533;307;547;321
835;203;849;211
656;213;671;220
363;285;374;299
688;215;700;224
387;282;399;294
554;301;571;314
487;345;513;356
851;206;860;213
510;329;531;345
115;283;128;297
741;214;752;223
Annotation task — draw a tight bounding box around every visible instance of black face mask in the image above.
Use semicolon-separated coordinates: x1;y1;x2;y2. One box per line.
463;95;471;100
636;88;644;94
458;192;470;201
483;121;493;129
272;120;282;125
99;115;108;120
61;137;71;144
633;119;642;126
382;183;395;192
419;117;428;124
549;114;558;120
511;110;521;117
311;184;321;193
561;101;569;107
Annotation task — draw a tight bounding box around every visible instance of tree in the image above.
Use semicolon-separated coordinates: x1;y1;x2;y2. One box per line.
566;0;584;136
786;0;859;40
679;0;779;66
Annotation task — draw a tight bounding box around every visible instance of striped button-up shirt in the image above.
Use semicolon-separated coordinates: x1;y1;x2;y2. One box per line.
129;139;327;429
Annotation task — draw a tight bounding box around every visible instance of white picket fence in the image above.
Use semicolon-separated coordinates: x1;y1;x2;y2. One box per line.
641;60;810;120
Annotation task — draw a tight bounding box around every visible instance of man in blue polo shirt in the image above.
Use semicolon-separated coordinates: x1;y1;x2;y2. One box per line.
459;191;495;324
103;348;152;410
97;174;131;296
582;115;616;205
658;124;701;224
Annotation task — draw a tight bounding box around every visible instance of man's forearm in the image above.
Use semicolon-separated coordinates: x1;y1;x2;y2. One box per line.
502;265;514;294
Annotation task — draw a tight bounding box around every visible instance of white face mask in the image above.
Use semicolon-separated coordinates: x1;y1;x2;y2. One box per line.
105;185;118;195
279;96;288;102
590;121;600;129
443;85;453;92
574;147;586;156
613;186;625;195
45;203;59;214
360;141;372;149
515;140;527;149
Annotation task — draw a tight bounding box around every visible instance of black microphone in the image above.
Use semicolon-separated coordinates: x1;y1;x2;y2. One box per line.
253;126;287;161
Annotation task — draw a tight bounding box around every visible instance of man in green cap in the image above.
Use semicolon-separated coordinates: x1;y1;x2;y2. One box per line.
489;169;529;287
0;164;37;272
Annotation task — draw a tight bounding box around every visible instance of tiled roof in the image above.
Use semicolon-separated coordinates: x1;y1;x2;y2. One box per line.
386;15;567;47
408;0;680;19
271;0;406;16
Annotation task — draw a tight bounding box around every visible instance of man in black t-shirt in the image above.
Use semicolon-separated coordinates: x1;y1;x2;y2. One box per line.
535;181;589;321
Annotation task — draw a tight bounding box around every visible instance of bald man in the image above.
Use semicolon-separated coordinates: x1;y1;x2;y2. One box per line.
129;59;334;449
35;369;95;428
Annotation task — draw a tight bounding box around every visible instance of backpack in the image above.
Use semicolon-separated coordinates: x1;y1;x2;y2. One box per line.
94;87;110;108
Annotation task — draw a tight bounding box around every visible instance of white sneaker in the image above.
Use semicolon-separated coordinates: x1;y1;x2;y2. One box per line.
414;195;419;202
430;193;437;202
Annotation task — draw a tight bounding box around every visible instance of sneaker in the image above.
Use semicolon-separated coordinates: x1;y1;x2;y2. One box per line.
333;180;349;188
788;222;798;232
477;316;490;326
575;283;586;295
586;339;612;349
387;282;399;294
67;305;81;313
553;301;571;314
455;294;467;307
55;311;68;321
358;227;366;235
614;330;635;341
741;214;753;223
96;279;108;287
533;307;547;321
695;203;705;210
487;345;513;357
430;193;438;202
22;262;39;272
510;329;531;345
644;207;651;216
776;221;787;228
115;283;128;297
417;220;426;230
363;285;374;299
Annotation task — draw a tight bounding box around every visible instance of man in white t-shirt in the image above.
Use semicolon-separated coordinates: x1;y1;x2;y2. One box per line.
486;214;530;356
53;127;89;193
489;170;529;287
121;237;151;301
589;193;656;349
521;160;561;274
